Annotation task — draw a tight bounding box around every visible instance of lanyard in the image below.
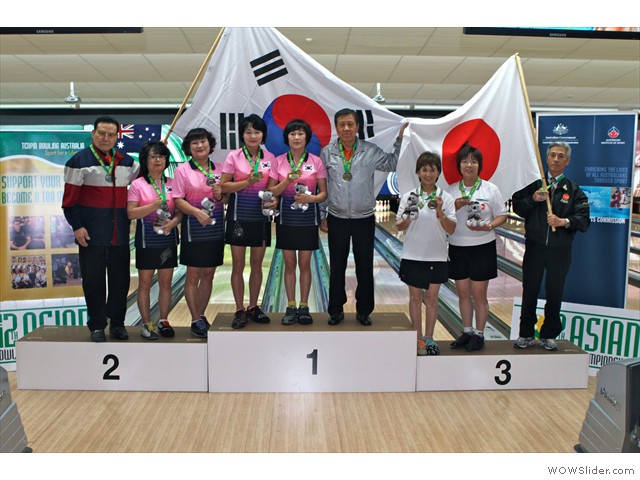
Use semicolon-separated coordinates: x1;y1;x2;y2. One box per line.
338;139;357;174
459;177;482;199
148;175;166;203
242;146;263;175
90;144;115;175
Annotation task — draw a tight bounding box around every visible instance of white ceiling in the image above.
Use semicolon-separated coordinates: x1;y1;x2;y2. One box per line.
1;27;639;111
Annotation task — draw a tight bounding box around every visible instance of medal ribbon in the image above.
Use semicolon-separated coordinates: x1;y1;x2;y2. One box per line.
243;146;263;176
192;159;215;183
458;177;482;199
148;175;166;203
287;150;307;175
90;144;115;176
418;186;440;209
545;173;564;191
338;139;357;175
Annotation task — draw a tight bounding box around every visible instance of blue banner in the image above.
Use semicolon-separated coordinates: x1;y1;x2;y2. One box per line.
537;113;637;308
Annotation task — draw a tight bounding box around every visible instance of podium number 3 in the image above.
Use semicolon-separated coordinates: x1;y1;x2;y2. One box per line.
307;349;318;375
103;354;120;380
494;359;511;385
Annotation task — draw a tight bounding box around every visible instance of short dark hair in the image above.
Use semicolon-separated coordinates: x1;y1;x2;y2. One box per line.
93;116;119;132
139;141;171;178
456;143;483;175
283;119;312;146
415;151;442;175
181;128;217;156
240;114;268;144
334;108;358;126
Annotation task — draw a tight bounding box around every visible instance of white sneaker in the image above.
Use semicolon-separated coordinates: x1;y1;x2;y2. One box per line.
539;338;559;351
141;322;159;340
514;336;536;349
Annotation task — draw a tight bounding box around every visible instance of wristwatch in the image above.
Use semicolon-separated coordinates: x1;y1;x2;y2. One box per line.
564;218;570;228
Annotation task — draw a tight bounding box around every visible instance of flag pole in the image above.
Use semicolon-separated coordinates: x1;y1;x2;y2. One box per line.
514;53;555;230
163;27;226;143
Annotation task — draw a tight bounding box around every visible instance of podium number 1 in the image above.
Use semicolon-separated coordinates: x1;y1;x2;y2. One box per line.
307;349;318;375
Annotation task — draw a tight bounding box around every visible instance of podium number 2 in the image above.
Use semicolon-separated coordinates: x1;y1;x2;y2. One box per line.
494;359;511;385
103;354;120;380
307;349;318;375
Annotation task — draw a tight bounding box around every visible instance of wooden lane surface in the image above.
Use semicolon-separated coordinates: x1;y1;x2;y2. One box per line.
7;369;596;453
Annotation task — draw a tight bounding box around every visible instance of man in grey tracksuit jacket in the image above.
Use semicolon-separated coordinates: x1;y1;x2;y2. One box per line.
320;108;407;326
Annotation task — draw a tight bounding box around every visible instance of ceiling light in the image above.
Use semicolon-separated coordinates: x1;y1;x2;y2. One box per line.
64;82;81;105
372;83;385;103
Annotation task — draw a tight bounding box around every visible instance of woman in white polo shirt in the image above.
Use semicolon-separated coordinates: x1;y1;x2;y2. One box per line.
396;151;456;356
446;143;508;351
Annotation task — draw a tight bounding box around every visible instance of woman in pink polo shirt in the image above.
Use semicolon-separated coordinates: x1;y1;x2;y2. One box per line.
220;114;276;330
173;128;226;338
266;119;327;325
127;141;182;340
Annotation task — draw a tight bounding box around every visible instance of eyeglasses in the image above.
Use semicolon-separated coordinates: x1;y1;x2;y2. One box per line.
95;130;117;139
548;153;567;159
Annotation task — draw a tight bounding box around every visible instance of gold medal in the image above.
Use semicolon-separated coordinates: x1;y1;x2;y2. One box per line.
250;173;262;182
288;171;300;181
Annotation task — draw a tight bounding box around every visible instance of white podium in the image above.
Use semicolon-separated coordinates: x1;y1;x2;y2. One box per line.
16;326;208;392
417;339;589;391
208;312;417;392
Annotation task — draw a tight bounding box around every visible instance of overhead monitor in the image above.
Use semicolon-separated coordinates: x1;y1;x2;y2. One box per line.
463;27;640;41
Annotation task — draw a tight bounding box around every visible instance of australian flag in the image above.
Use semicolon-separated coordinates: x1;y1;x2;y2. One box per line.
115;124;162;154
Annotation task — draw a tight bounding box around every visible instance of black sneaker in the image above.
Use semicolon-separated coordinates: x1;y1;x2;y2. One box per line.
200;315;211;328
231;309;247;329
157;319;175;338
465;334;485;351
246;306;271;324
109;326;129;340
190;318;209;338
90;329;106;343
297;306;313;325
450;331;472;349
328;312;344;325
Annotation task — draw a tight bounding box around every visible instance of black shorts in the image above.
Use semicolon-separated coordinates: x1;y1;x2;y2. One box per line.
225;220;272;247
275;224;319;251
448;240;498;281
136;245;178;270
180;239;224;268
399;259;448;289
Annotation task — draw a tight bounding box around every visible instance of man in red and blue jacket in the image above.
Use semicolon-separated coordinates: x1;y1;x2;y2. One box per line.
62;116;140;342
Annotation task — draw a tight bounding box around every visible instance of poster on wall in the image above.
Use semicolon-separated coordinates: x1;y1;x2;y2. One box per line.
512;298;639;375
0;130;90;302
536;112;637;309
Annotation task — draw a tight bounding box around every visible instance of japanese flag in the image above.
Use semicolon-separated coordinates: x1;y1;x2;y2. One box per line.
397;54;541;200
